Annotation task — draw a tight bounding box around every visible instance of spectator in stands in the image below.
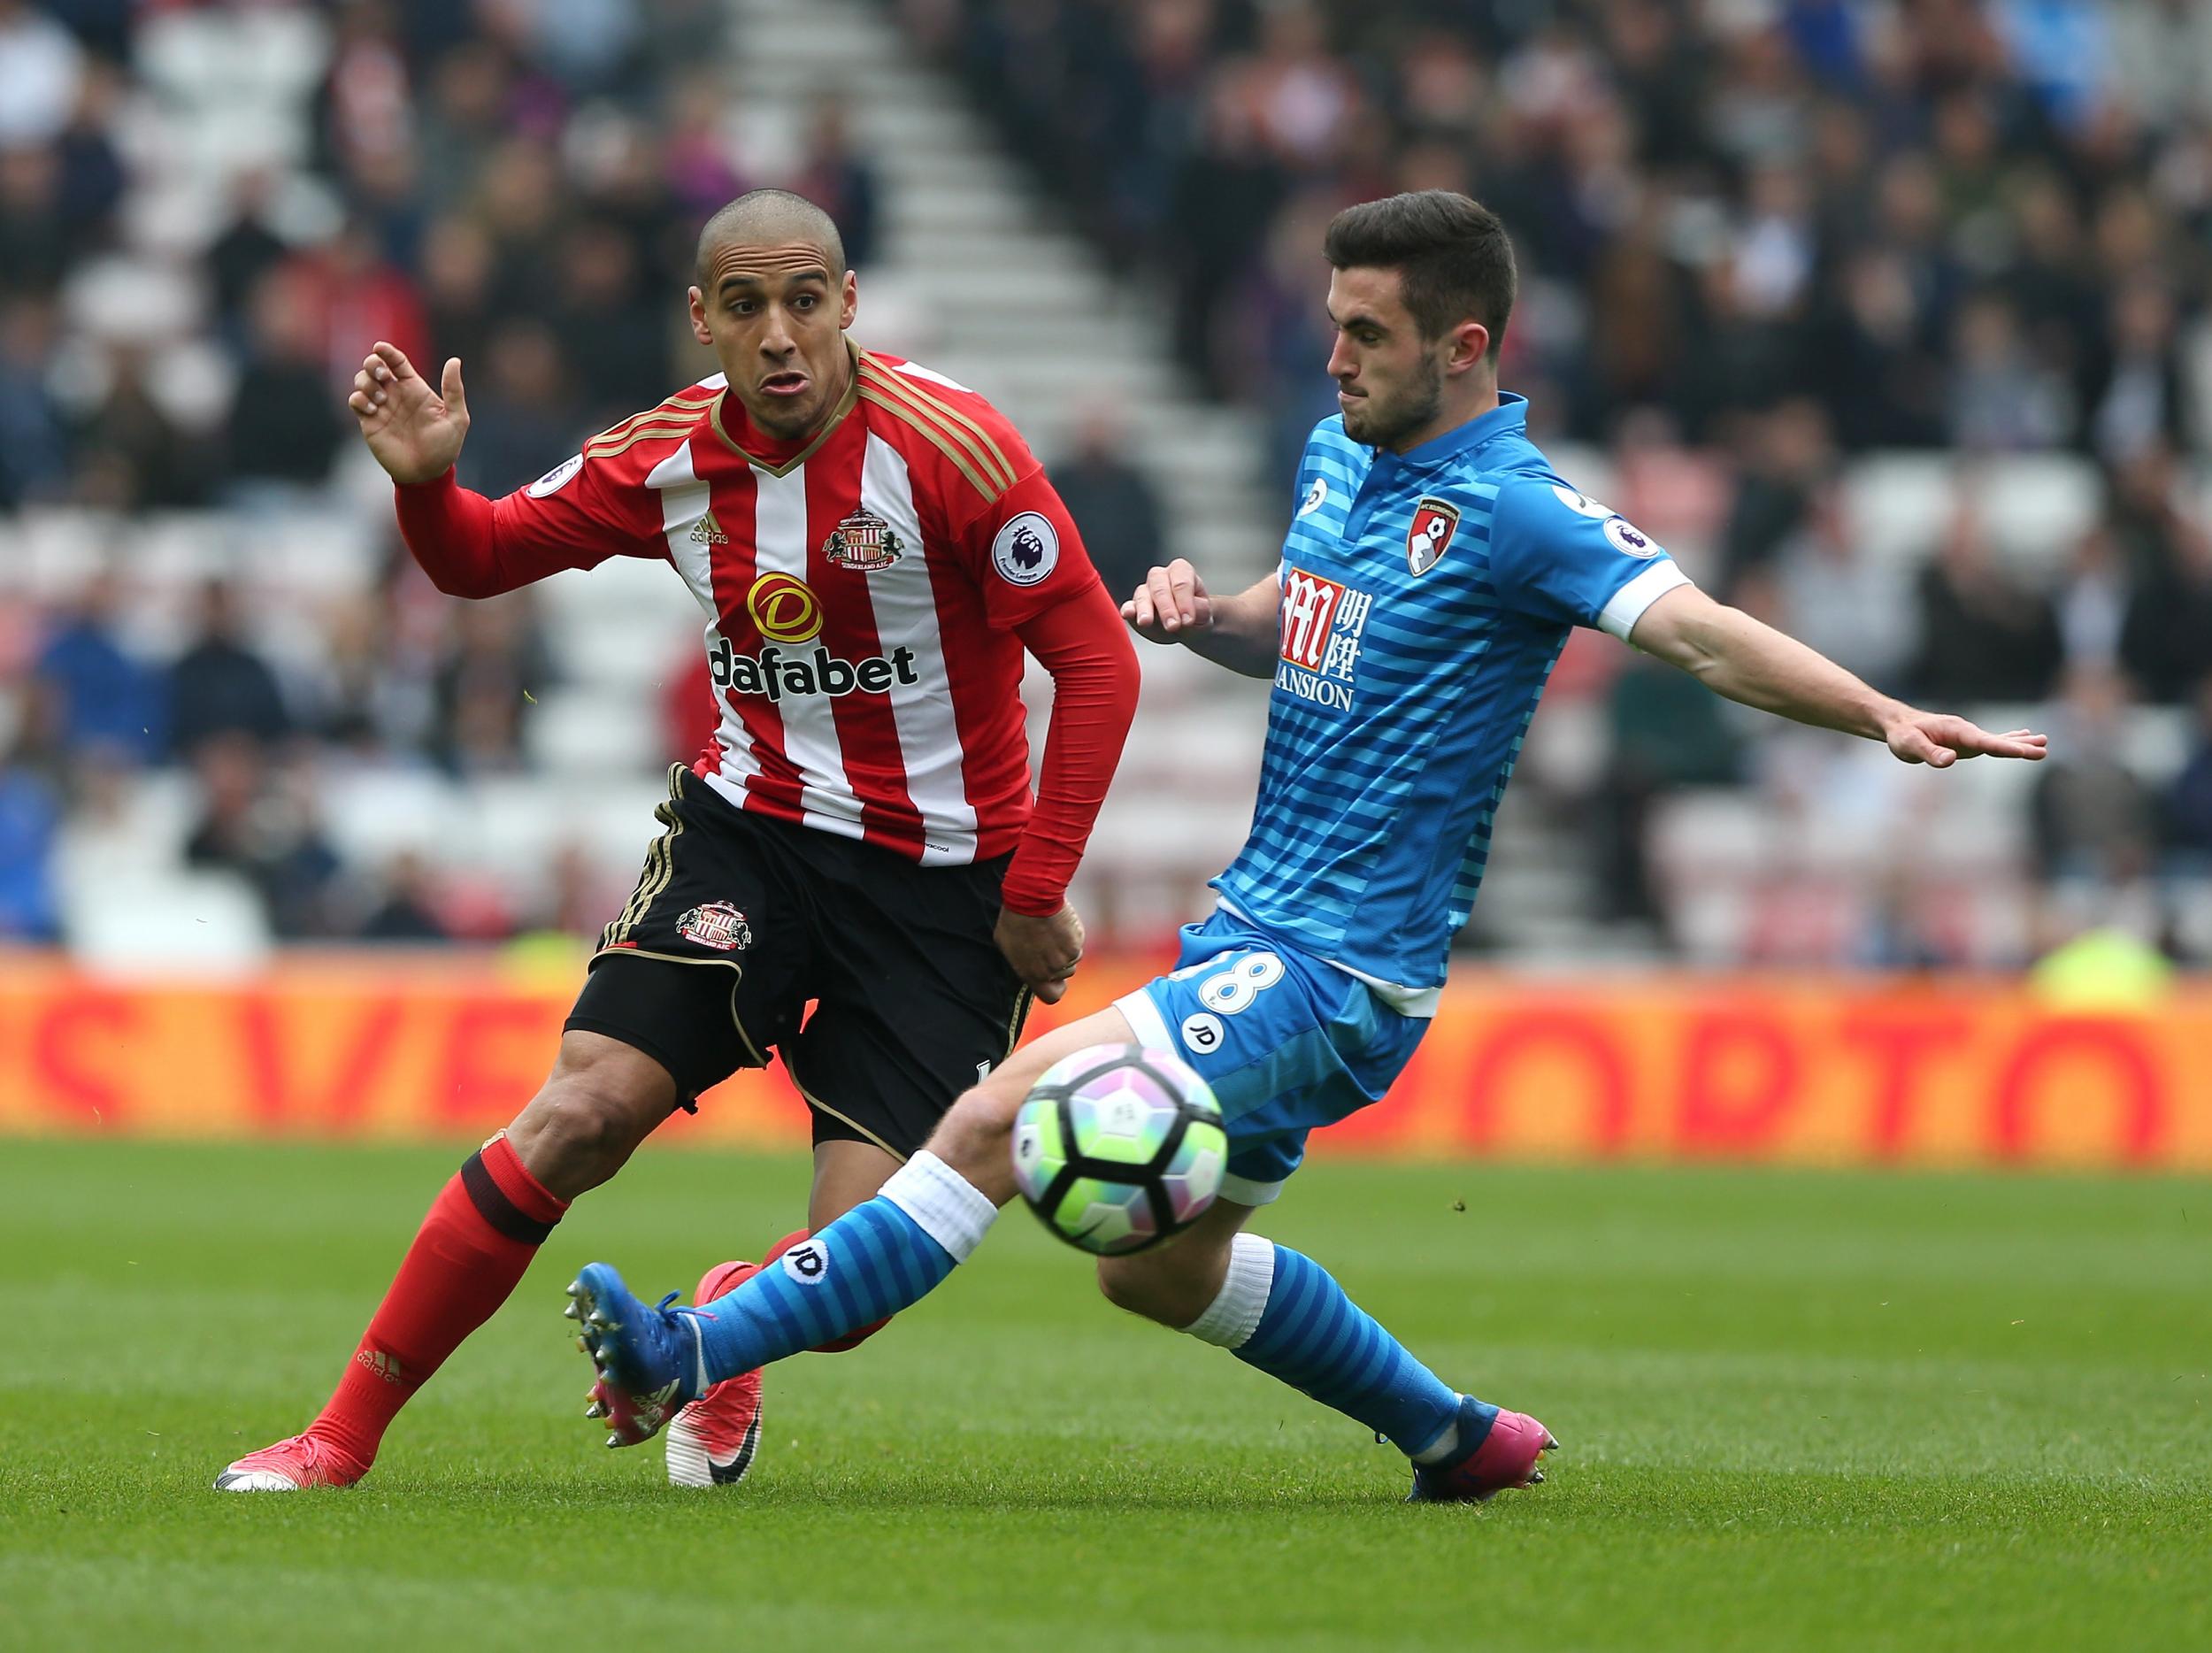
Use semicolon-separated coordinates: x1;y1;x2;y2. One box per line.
551;218;666;428
53;56;123;241
2052;519;2133;678
1907;496;2062;703
1947;291;2074;452
69;347;217;511
660;640;715;770
0;137;71;298
34;572;163;764
2084;279;2191;465
288;219;430;395
1051;406;1165;607
2053;456;2212;708
169;580;291;760
1773;481;1916;693
356;850;449;943
1717;398;1833;596
308;573;432;758
1167;80;1291;396
2166;673;2212;863
0;681;64;941
183;736;342;939
1595;650;1747;929
1854;867;1966;972
456;319;579;496
0;739;60;941
2030;665;2160;884
204;170;292;344
224;267;347;493
525;842;618;941
412;42;511;215
427;594;552;778
793;96;879;272
418;214;497;380
0;296;68;507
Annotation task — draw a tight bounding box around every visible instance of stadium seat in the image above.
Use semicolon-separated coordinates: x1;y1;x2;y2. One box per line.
64;867;271;976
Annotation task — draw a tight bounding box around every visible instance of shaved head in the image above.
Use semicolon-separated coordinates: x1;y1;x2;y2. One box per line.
695;189;846;285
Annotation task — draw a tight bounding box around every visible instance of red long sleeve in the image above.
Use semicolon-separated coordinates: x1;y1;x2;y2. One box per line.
392;467;649;597
1000;579;1141;916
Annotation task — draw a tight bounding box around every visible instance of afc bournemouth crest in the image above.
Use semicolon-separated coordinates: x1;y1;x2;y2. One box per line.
823;507;904;572
1407;497;1459;577
677;901;752;952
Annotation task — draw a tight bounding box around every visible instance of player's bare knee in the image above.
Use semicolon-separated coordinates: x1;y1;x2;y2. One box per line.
922;1082;1024;1199
508;1036;674;1196
1094;1255;1194;1326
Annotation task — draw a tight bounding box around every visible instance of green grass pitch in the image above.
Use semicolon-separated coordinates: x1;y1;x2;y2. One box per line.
2;1139;2207;1652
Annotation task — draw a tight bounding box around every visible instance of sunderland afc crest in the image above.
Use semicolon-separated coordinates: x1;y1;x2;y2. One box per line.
1407;498;1459;577
677;901;752;952
823;507;905;572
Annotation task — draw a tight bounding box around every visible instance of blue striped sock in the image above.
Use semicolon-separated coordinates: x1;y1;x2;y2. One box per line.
692;1195;956;1387
1234;1244;1485;1457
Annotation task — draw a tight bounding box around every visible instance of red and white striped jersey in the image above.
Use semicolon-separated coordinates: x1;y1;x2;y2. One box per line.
491;345;1100;865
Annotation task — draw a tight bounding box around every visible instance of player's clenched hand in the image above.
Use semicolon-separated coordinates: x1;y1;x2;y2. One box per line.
348;341;469;485
1123;559;1214;643
995;903;1087;1004
1884;711;2048;768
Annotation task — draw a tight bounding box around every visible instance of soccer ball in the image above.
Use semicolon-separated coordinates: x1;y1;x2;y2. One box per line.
1010;1043;1228;1256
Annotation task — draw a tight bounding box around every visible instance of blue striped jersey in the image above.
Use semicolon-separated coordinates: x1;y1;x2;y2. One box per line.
1212;394;1691;1010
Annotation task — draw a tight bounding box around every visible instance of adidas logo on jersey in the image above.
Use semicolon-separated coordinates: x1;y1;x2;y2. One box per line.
690;512;729;546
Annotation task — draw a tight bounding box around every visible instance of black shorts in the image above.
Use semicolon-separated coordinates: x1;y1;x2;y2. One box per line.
565;765;1032;1157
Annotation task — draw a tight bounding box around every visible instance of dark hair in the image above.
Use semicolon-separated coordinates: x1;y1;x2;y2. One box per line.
1324;191;1517;361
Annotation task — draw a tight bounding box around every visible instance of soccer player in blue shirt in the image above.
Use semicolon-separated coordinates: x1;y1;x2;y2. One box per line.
569;192;2047;1501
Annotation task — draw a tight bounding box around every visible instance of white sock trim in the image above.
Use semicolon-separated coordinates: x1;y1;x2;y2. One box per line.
1114;988;1171;1049
879;1150;999;1265
1181;1232;1276;1349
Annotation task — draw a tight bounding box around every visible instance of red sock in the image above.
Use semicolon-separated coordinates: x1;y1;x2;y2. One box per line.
306;1134;568;1471
764;1227;890;1352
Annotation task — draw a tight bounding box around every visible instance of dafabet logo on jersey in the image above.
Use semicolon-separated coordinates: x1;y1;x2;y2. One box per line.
1276;567;1373;712
717;573;922;703
747;573;824;643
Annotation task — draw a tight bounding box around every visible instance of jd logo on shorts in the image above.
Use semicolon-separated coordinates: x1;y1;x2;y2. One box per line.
781;1242;829;1285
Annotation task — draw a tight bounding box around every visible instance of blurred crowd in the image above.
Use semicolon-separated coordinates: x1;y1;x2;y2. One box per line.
909;0;2212;968
5;0;2212;970
918;0;2212;470
0;0;879;512
0;0;877;943
0;557;612;944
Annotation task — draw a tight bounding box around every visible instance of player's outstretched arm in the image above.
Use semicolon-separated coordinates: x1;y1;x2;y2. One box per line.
1629;586;2047;767
349;341;468;484
1123;561;1280;679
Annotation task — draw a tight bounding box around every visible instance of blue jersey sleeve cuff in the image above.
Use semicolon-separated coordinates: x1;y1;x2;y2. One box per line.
1599;561;1692;641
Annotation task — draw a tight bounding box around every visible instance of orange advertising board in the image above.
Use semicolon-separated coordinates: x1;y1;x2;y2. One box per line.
2;956;2208;1172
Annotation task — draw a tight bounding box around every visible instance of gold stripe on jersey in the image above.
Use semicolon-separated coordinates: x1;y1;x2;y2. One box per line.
709;365;859;476
591;391;720;447
855;358;1019;495
584;420;703;461
856;386;998;505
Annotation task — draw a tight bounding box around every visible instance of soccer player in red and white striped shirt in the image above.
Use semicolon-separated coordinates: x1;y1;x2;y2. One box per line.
217;190;1141;1492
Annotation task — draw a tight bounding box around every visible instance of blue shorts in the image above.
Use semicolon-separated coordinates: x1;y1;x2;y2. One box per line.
1113;910;1427;1204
